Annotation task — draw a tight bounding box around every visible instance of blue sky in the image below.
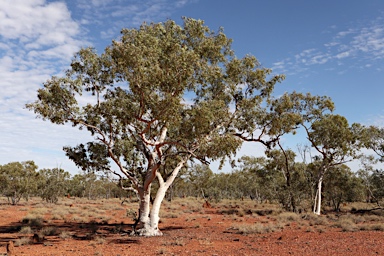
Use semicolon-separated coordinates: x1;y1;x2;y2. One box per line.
1;0;384;174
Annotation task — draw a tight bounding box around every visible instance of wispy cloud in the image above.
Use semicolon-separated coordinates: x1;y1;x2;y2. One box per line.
272;16;384;75
0;0;90;171
0;0;197;172
75;0;197;41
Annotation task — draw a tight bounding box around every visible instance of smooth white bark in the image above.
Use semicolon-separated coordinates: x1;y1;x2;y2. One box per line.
136;158;187;236
314;176;323;215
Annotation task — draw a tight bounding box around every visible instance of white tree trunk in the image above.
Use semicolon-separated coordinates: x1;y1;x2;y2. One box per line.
314;175;323;215
148;185;167;236
136;187;153;235
136;158;187;236
313;189;318;213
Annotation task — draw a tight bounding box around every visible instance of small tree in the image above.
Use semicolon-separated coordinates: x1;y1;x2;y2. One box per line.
323;164;364;211
26;18;282;236
305;115;361;214
362;126;384;161
38;168;70;203
0;161;39;205
236;155;276;203
275;92;362;214
265;149;309;212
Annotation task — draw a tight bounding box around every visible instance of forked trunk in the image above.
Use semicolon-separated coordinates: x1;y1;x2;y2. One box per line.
135;186;166;236
135;159;187;236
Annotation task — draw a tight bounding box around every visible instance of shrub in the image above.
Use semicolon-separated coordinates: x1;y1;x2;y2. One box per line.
59;231;72;239
39;226;58;236
22;215;44;228
277;212;300;222
302;213;329;226
14;237;31;246
360;223;384;231
231;223;278;234
19;226;33;234
334;218;358;232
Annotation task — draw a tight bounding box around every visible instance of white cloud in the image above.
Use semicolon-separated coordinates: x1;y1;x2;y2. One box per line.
335;51;350;59
273;16;384;75
0;0;88;173
336;28;355;38
0;1;79;45
76;0;198;41
0;0;198;174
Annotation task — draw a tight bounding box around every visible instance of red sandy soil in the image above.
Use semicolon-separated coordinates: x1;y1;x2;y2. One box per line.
0;199;383;256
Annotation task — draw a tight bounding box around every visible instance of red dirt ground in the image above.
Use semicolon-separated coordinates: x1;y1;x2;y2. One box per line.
0;199;383;256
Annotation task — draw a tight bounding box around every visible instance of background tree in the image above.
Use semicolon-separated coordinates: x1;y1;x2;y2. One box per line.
235;155;277;203
67;173;88;198
38;168;71;203
369;169;384;204
0;161;39;205
362;126;384;161
265;149;310;212
323;164;364;211
26;18;283;236
359;126;384;205
185;164;214;199
304;114;361;214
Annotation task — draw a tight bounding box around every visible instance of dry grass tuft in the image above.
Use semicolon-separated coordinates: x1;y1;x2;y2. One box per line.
231;222;278;234
22;215;45;228
39;226;58;236
333;217;358;232
91;235;106;245
18;226;33;234
162;237;185;246
302;213;329;226
14;237;31;247
277;212;300;222
360;223;384;231
59;231;72;240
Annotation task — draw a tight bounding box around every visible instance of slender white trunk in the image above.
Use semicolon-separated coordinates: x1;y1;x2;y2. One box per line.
313;189;318;213
149;185;167;236
314;176;323;215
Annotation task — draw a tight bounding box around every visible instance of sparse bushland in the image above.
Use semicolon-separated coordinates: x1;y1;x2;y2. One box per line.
0;195;381;254
26;16;288;236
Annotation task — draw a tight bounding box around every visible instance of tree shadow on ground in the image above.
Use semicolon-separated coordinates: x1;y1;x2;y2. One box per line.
0;219;141;247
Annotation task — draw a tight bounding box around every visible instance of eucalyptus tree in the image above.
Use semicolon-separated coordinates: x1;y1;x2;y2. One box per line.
362;126;384;161
305;115;362;214
266;149;304;212
26;18;282;236
236;155;275;202
323;164;364;211
357;155;384;205
231;88;301;150
0;161;39;205
271;92;362;214
38;168;70;203
358;126;384;204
